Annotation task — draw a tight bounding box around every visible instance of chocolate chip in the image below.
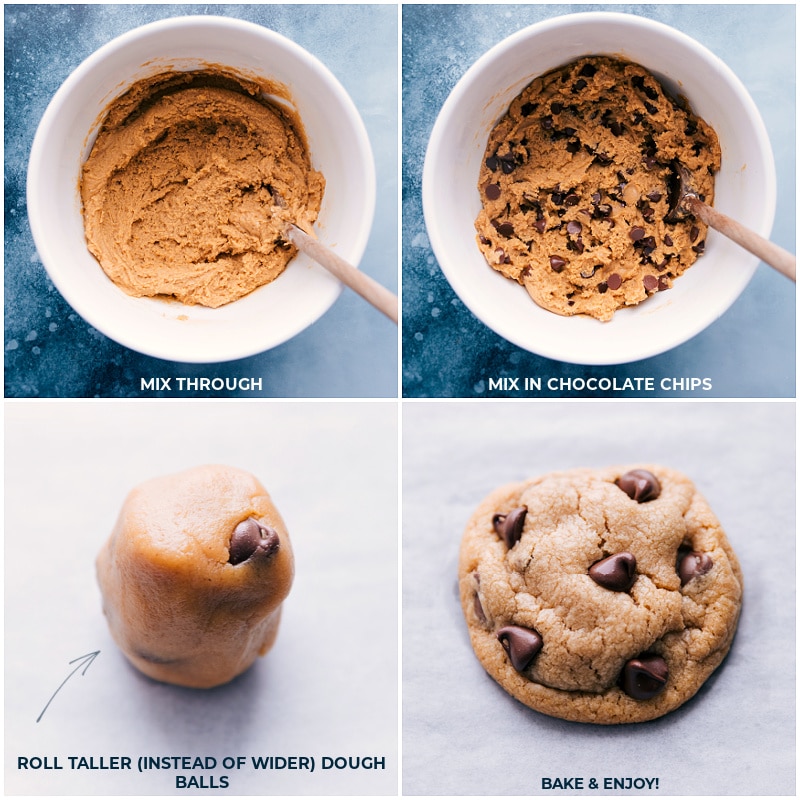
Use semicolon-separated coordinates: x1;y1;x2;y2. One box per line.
229;517;280;565
598;281;608;293
492;506;527;548
615;469;661;503
690;226;700;242
629;226;646;241
521;102;536;117
643;274;659;292
495;221;514;238
677;550;713;585
644;101;659;115
620;654;668;700
497;626;543;672
534;218;546;234
550;101;563;115
663;234;673;247
642;156;657;170
549;255;566;273
566;140;581;154
485;155;500;172
647;190;663;203
595;203;612;218
566;220;582;235
638;235;657;251
579;62;598;78
591;192;601;206
541;115;554;130
610;121;624;137
607;273;622;290
473;593;487;624
571;78;587;93
500;156;516;175
692;240;705;254
485;183;501;200
564;193;579;206
589;552;637;591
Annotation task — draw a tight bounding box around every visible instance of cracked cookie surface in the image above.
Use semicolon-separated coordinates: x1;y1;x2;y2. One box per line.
458;465;742;724
475;56;721;321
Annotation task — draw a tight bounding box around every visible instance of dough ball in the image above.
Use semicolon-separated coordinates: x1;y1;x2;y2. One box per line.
96;464;294;688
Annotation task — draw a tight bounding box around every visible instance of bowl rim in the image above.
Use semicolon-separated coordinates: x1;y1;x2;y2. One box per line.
27;14;377;363
422;10;777;365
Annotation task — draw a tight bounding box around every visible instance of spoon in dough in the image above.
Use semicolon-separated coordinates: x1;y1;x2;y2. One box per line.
284;224;398;323
666;161;795;281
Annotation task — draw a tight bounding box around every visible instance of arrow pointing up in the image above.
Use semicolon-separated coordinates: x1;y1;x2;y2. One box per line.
37;651;100;723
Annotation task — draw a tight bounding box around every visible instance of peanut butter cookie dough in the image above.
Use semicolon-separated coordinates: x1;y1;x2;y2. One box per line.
97;465;294;688
459;466;742;724
476;57;721;320
81;69;325;308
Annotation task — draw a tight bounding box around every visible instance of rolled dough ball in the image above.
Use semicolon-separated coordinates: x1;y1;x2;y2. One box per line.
96;465;294;688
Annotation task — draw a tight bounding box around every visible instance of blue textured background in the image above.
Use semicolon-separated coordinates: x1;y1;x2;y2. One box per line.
402;4;796;398
5;4;398;398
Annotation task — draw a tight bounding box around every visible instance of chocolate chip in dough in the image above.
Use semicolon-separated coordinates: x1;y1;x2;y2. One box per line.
677;550;713;585
497;625;543;672
643;274;659;292
549;255;567;272
589;552;637;591
616;469;661;502
229;517;280;565
492;506;527;548
620;654;669;700
485;183;501;200
629;226;646;241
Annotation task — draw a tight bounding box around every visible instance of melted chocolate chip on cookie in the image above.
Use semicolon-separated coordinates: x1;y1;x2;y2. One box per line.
589;552;637;591
492;506;527;548
615;469;661;502
620;654;669;700
497;625;543;672
677;549;713;585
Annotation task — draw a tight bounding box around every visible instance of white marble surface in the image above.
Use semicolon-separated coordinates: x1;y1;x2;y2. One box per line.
402;400;795;795
5;401;398;795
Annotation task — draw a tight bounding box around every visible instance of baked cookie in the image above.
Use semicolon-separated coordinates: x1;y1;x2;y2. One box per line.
475;56;721;321
458;466;742;723
97;465;294;688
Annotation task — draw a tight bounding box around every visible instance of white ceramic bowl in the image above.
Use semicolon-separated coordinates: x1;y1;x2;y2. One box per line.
423;12;775;365
28;16;375;363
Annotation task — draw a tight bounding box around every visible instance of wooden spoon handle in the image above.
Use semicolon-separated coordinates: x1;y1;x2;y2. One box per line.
687;197;796;282
287;225;398;323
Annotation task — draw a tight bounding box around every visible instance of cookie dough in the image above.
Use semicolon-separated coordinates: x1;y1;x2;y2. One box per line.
96;465;294;688
81;69;325;308
476;56;721;320
459;466;742;724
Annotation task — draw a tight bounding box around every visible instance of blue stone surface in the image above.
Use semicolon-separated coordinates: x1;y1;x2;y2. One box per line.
402;4;796;398
5;4;398;398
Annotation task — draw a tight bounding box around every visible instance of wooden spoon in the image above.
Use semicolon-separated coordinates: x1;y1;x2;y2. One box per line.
285;224;398;323
666;161;795;281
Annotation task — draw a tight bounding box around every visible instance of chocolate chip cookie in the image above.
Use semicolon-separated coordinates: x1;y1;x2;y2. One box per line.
459;466;742;723
475;56;721;321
